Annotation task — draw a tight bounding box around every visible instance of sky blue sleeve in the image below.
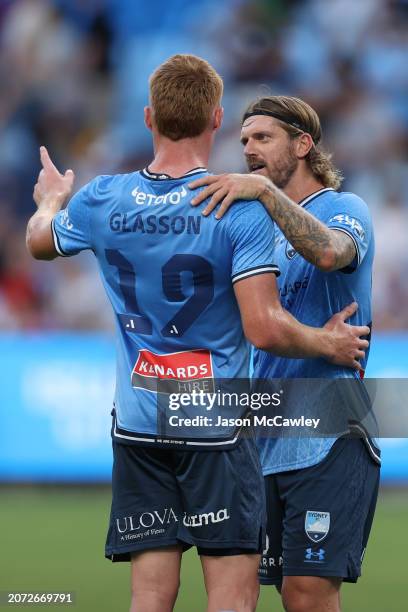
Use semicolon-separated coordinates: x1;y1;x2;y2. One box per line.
227;201;280;284
326;193;373;271
51;181;94;256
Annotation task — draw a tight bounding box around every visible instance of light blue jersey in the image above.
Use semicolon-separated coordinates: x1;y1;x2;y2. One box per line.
254;188;380;473
52;167;279;447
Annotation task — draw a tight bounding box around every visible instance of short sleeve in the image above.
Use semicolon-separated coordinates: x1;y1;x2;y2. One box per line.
326;193;373;271
227;201;280;284
52;182;93;256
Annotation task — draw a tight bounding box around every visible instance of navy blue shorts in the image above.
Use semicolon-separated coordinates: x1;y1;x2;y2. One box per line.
259;437;380;585
105;434;265;561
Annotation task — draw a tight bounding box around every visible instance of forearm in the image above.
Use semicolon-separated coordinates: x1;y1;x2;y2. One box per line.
259;182;348;271
26;205;59;260
255;307;333;360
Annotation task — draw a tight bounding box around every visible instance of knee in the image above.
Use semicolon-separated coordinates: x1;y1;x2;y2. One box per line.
281;580;324;612
282;591;313;612
282;586;312;612
235;568;260;611
240;580;260;612
233;579;260;612
131;576;180;610
207;579;259;612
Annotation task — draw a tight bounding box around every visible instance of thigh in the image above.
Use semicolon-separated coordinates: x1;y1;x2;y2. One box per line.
131;546;182;589
201;553;260;585
281;575;341;612
105;442;185;562
174;434;265;554
280;437;380;583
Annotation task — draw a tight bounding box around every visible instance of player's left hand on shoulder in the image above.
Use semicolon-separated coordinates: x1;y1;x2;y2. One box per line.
189;173;268;219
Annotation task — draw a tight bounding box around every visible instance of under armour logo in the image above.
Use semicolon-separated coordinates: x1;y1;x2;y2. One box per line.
305;548;325;561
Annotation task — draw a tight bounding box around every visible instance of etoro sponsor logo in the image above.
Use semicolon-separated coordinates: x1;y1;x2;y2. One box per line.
132;348;214;393
131;185;187;206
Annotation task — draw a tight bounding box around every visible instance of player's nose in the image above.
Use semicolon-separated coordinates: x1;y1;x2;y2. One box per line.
243;140;256;156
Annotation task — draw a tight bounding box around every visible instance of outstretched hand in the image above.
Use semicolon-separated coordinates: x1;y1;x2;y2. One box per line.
189;173;270;218
324;302;370;371
33;146;75;210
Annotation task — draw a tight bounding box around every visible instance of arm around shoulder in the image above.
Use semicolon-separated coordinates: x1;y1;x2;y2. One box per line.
233;272;330;357
234;272;369;370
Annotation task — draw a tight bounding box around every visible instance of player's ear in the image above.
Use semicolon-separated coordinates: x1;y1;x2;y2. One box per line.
213;106;223;131
295;132;314;159
144;106;153;131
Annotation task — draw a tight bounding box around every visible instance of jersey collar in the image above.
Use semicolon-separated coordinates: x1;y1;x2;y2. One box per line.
299;187;335;208
141;166;208;181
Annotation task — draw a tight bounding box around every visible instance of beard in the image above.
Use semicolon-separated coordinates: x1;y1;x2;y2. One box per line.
268;143;298;189
247;141;298;189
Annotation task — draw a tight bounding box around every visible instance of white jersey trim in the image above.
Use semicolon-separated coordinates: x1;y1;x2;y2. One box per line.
51;218;68;257
113;415;241;447
142;167;208;180
232;264;280;284
299;188;335;208
348;423;381;464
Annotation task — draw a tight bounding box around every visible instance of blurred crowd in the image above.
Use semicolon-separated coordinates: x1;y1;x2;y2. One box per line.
1;0;408;331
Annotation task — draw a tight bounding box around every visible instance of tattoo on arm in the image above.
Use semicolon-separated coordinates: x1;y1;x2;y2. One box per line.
329;229;357;270
260;184;356;271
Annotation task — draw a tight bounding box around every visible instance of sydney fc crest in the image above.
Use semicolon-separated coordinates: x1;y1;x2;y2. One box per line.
305;511;330;543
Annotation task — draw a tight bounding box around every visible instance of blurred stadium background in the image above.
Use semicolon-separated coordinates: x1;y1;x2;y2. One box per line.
0;0;407;610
